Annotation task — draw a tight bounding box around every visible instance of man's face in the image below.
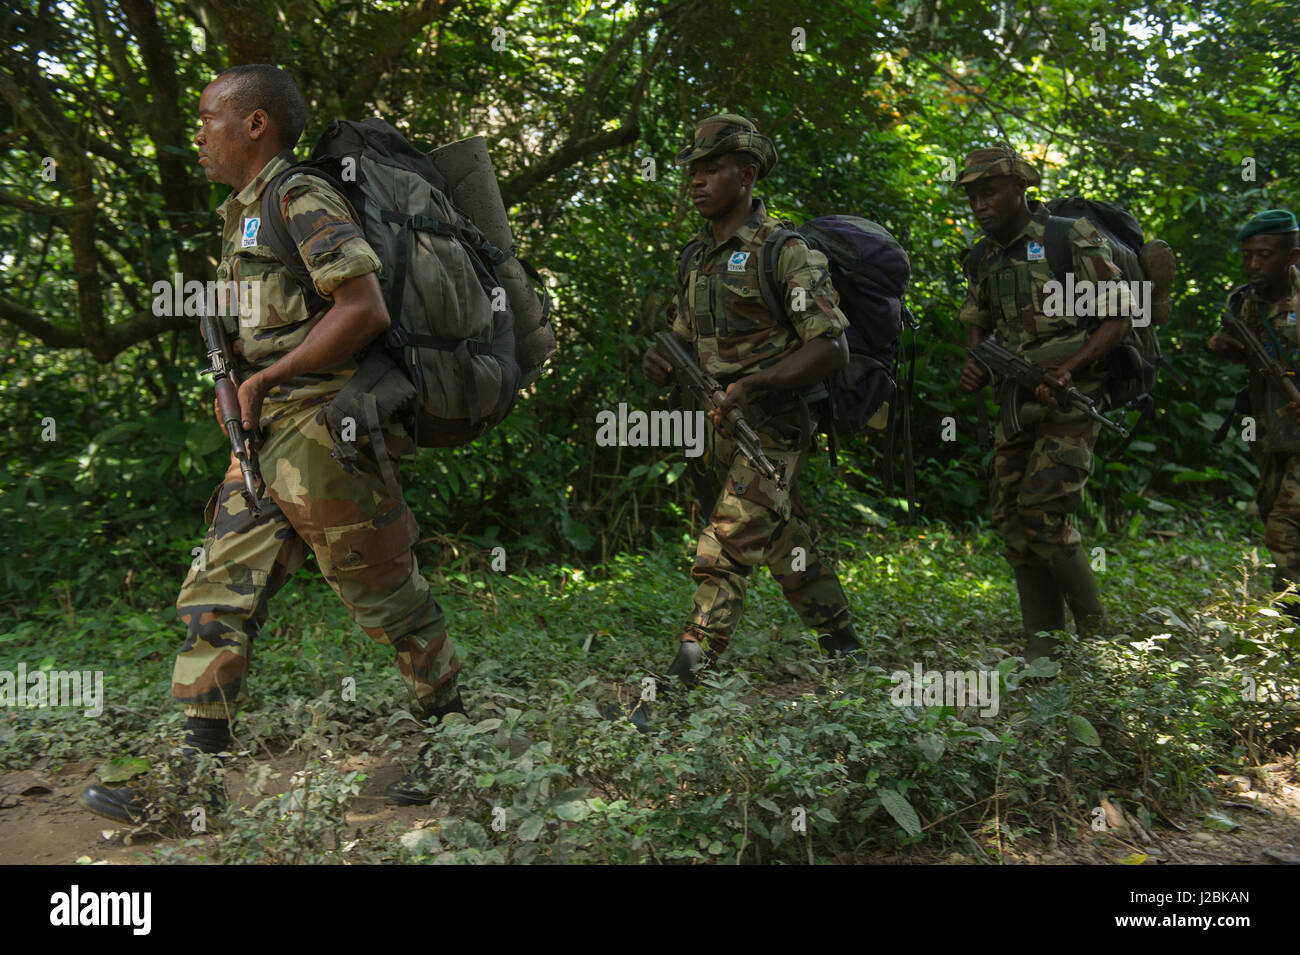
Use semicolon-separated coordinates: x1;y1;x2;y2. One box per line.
689;153;754;221
1241;233;1300;296
964;175;1026;237
194;77;259;187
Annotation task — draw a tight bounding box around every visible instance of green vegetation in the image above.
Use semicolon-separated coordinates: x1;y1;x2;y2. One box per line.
3;510;1295;863
2;1;1299;862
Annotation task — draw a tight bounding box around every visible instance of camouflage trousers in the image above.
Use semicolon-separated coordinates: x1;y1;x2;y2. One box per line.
683;419;852;656
173;401;460;720
1256;452;1300;590
990;393;1102;567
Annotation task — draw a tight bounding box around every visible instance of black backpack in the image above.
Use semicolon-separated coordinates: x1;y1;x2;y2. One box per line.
755;216;915;503
258;119;554;486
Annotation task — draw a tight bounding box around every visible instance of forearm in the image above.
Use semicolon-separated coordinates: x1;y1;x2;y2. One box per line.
966;323;990;348
744;334;847;398
1058;317;1131;377
256;303;386;388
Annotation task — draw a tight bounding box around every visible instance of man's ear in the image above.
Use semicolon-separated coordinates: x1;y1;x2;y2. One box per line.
740;161;759;190
1286;242;1300;268
247;108;270;143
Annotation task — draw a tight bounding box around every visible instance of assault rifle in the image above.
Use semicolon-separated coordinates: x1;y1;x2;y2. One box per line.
654;332;787;490
200;311;263;512
1220;313;1300;408
968;336;1128;438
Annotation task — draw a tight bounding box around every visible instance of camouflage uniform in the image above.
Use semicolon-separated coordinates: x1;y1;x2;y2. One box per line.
959;202;1130;566
1221;267;1300;588
173;153;460;720
669;197;854;656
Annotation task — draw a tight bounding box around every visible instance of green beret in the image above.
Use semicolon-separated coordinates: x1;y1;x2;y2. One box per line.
954;142;1041;188
1237;209;1299;241
674;113;777;179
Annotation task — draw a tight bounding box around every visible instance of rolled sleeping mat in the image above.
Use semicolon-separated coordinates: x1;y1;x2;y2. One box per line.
429;136;556;385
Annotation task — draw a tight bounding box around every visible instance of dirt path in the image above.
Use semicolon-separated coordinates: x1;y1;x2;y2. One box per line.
3;752;1297;865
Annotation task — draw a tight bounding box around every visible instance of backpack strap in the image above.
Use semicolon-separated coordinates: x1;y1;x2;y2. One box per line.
899;306;916;514
677;238;705;290
1044;215;1075;285
257;152;352;316
757;228;800;332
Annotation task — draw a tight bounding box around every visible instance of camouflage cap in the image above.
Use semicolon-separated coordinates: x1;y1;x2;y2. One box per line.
674;113;777;179
1237;208;1299;241
954;143;1041;187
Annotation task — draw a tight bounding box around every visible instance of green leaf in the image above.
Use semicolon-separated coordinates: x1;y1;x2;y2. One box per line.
1202;811;1239;832
877;788;922;836
97;756;150;784
399;829;439;854
518;814;545;841
553;799;589;822
1021;657;1061;679
1067;715;1101;747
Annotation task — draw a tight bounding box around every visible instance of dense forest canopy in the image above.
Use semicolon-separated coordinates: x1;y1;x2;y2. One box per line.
2;0;1299;592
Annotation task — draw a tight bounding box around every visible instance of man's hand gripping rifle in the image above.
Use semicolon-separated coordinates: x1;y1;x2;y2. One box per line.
967;336;1129;438
200;311;264;512
654;332;787;490
1220;312;1300;410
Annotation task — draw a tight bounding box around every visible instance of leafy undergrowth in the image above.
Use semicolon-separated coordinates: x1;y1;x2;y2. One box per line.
1;508;1297;863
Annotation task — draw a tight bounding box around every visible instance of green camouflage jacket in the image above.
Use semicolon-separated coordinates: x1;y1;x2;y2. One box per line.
959;203;1129;376
214;153;382;422
671;199;848;385
1222;267;1300;453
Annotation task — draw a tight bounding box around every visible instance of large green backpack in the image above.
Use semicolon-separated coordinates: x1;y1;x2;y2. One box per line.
258;119;555;485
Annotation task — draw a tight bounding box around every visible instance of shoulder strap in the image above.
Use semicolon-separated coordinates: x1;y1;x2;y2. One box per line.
677;238;705;288
1044;215;1074;285
757;227;799;330
257;158;348;316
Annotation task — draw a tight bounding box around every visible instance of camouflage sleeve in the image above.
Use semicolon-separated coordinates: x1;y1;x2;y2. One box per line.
957;246;992;330
277;174;382;297
774;237;848;343
1069;216;1132;321
957;279;991;330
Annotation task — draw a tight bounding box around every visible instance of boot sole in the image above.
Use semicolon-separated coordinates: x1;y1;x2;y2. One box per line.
80;785;148;826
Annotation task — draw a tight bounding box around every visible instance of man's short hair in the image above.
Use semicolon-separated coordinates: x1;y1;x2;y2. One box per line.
215;64;308;149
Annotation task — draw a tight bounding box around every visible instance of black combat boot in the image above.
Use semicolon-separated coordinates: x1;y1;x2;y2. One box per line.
1048;549;1107;639
598;641;710;733
385;690;469;806
80;717;231;830
1014;564;1067;662
818;627;868;663
665;640;709;688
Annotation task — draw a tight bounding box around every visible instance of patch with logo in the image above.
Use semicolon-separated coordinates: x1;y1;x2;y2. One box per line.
1026;240;1045;262
241;217;261;248
1288;311;1296;327
728;251;750;272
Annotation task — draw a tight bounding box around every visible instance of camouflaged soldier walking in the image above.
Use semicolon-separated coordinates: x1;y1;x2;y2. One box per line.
640;114;866;690
956;144;1153;662
82;65;464;824
1209;209;1300;604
